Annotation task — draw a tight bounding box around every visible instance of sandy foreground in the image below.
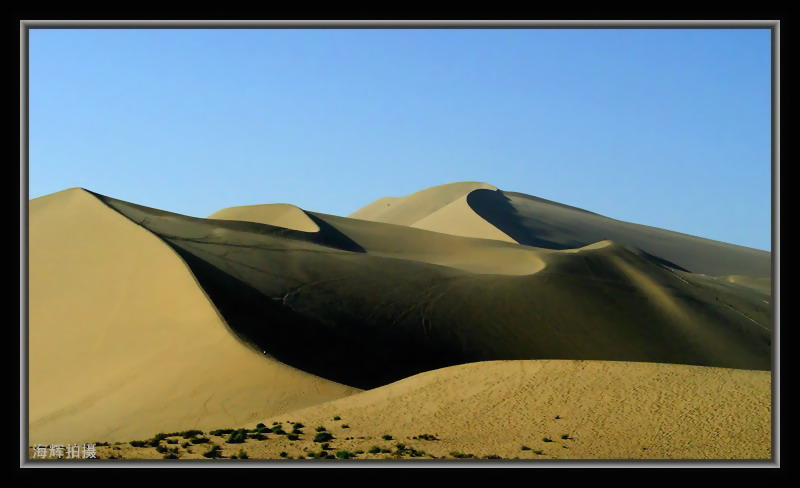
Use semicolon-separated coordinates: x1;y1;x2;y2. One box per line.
27;182;773;461
28;360;770;461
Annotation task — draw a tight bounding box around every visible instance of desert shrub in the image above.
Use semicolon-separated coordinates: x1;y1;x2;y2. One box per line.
293;422;304;429
555;415;561;419
191;437;211;444
248;433;267;441
313;432;334;443
533;450;544;455
368;446;381;454
315;426;326;432
355;450;364;455
449;451;474;459
483;454;502;459
341;424;350;429
166;439;178;445
561;434;571;440
237;450;248;459
287;434;300;441
210;428;235;436
272;428;287;435
320;443;330;451
154;445;168;454
202;445;222;459
333;416;341;421
381;448;391;454
180;442;190;448
416;434;439;441
521;445;531;451
129;440;148;448
226;430;247;444
335;451;354;459
180;430;204;439
147;438;161;448
163;453;179;459
279;451;288;458
256;423;266;429
94;441;110;446
395;443;406;451
543;437;554;443
381;434;393;441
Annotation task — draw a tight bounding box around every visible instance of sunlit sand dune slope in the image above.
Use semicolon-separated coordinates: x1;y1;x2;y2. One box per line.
349;182;771;278
28;189;359;445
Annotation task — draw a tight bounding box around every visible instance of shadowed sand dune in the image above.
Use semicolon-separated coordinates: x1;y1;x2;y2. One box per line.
349;182;771;278
28;189;359;444
91;191;770;391
242;360;770;460
27;183;773;453
208;203;320;232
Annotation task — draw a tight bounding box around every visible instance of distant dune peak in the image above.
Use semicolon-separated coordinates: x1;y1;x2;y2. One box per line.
208;203;320;233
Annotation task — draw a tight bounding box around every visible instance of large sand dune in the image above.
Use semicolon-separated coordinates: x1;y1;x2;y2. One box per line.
27;182;773;456
244;360;770;460
28;189;359;444
349;182;771;278
94;191;770;391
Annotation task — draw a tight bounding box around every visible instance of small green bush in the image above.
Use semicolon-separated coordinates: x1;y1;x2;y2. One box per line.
484;454;502;459
129;440;147;448
368;446;381;454
341;424;350;429
333;416;341;421
237;450;248;459
166;439;178;445
449;451;474;459
210;428;235;436
280;451;288;458
533;449;544;455
180;442;190;448
256;423;266;429
561;434;571;440
320;443;330;451
381;434;393;441
315;426;326;432
543;437;554;443
293;422;305;429
226;430;247;444
202;445;222;459
416;434;439;441
335;451;354;459
163;453;179;459
287;434;300;441
180;430;204;439
190;437;210;444
521;445;531;451
154;444;168;454
313;432;334;443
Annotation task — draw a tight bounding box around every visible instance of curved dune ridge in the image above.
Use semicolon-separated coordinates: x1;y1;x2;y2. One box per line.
91;191;770;391
243;360;770;460
28;189;359;444
27;183;773;457
208;203;320;232
350;183;771;278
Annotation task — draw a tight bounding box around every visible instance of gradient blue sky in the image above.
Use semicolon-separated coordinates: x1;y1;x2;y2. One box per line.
28;28;772;250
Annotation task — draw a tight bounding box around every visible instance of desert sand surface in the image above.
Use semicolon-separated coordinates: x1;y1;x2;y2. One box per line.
35;360;770;460
27;182;773;460
349;182;770;278
28;189;359;445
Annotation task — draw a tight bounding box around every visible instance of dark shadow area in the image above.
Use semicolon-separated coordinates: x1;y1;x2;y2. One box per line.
164;241;470;390
466;189;586;249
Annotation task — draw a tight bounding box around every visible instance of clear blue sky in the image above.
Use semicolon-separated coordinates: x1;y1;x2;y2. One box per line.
28;28;772;250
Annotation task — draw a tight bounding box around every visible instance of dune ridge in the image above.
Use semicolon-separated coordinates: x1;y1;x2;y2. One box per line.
28;189;359;444
350;183;770;278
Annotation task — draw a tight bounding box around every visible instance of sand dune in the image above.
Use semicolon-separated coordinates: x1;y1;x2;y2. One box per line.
28;189;359;444
241;360;770;460
208;203;319;232
27;182;772;457
82;360;770;460
350;183;771;278
93;192;770;391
